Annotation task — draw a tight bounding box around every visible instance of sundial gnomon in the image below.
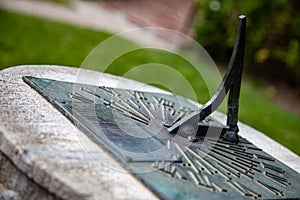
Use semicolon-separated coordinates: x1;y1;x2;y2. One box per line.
23;16;300;199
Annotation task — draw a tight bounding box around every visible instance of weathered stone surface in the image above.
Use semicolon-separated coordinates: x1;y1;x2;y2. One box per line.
0;65;159;200
0;151;57;200
0;65;299;199
0;182;20;200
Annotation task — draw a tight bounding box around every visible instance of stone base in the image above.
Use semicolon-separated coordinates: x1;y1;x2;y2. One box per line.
0;65;299;199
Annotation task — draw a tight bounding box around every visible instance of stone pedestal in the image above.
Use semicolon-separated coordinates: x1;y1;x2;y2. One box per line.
0;65;299;199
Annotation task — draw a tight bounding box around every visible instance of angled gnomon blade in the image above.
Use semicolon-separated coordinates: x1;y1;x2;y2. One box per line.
168;15;246;144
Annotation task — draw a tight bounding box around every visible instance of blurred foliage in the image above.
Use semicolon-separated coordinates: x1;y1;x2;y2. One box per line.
194;0;300;87
0;8;110;69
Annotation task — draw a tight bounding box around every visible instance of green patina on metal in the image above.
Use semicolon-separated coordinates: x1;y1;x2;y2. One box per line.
23;76;300;200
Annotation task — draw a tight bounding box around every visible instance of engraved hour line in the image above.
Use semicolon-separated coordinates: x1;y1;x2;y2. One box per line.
170;108;176;116
187;148;221;175
195;148;234;179
129;157;178;162
234;150;255;158
188;170;200;185
69;92;94;103
187;171;214;190
212;147;261;174
217;162;240;178
212;148;252;164
199;142;286;196
160;104;166;122
246;146;262;151
159;98;175;108
175;168;186;180
235;157;260;168
108;90;158;123
81;87;150;124
185;148;210;172
177;147;227;191
159;160;165;170
112;95;150;122
195;159;212;174
254;154;275;162
212;182;227;192
202;174;213;188
210;148;253;171
236;181;261;198
153;97;185;126
109;99;149;124
210;138;245;147
154;145;227;192
197;173;206;186
80;87;101;99
213;146;253;160
215;143;246;152
198;149;241;178
110;102;149;125
81;86;189;127
138;98;156;119
212;150;261;174
98;86;113;94
132;91;144;100
175;143;199;174
227;181;251;196
256;180;284;196
108;98;149;124
128;98;140;109
198;158;231;181
231;162;254;175
151;96;159;104
261;162;285;174
214;143;261;166
264;171;288;186
165;162;172;174
209;150;254;180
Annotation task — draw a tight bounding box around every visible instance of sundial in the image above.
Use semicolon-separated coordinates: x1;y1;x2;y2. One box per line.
22;16;300;199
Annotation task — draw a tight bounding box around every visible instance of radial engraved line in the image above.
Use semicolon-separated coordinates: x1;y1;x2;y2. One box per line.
256;180;283;196
175;143;198;174
203;152;241;177
139;98;155;119
110;102;149;125
80;87;102;99
262;162;285;174
188;171;200;185
69;92;94;103
197;149;235;176
265;171;288;186
98;86;113;94
112;94;150;122
210;150;255;179
188;148;228;178
227;181;248;196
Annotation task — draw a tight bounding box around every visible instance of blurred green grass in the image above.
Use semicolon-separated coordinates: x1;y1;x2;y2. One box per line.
0;8;299;155
0;9;111;68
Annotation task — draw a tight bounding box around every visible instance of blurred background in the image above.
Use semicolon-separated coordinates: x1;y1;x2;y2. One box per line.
0;0;299;154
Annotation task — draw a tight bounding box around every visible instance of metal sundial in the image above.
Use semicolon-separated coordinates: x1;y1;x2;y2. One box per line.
23;16;300;199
